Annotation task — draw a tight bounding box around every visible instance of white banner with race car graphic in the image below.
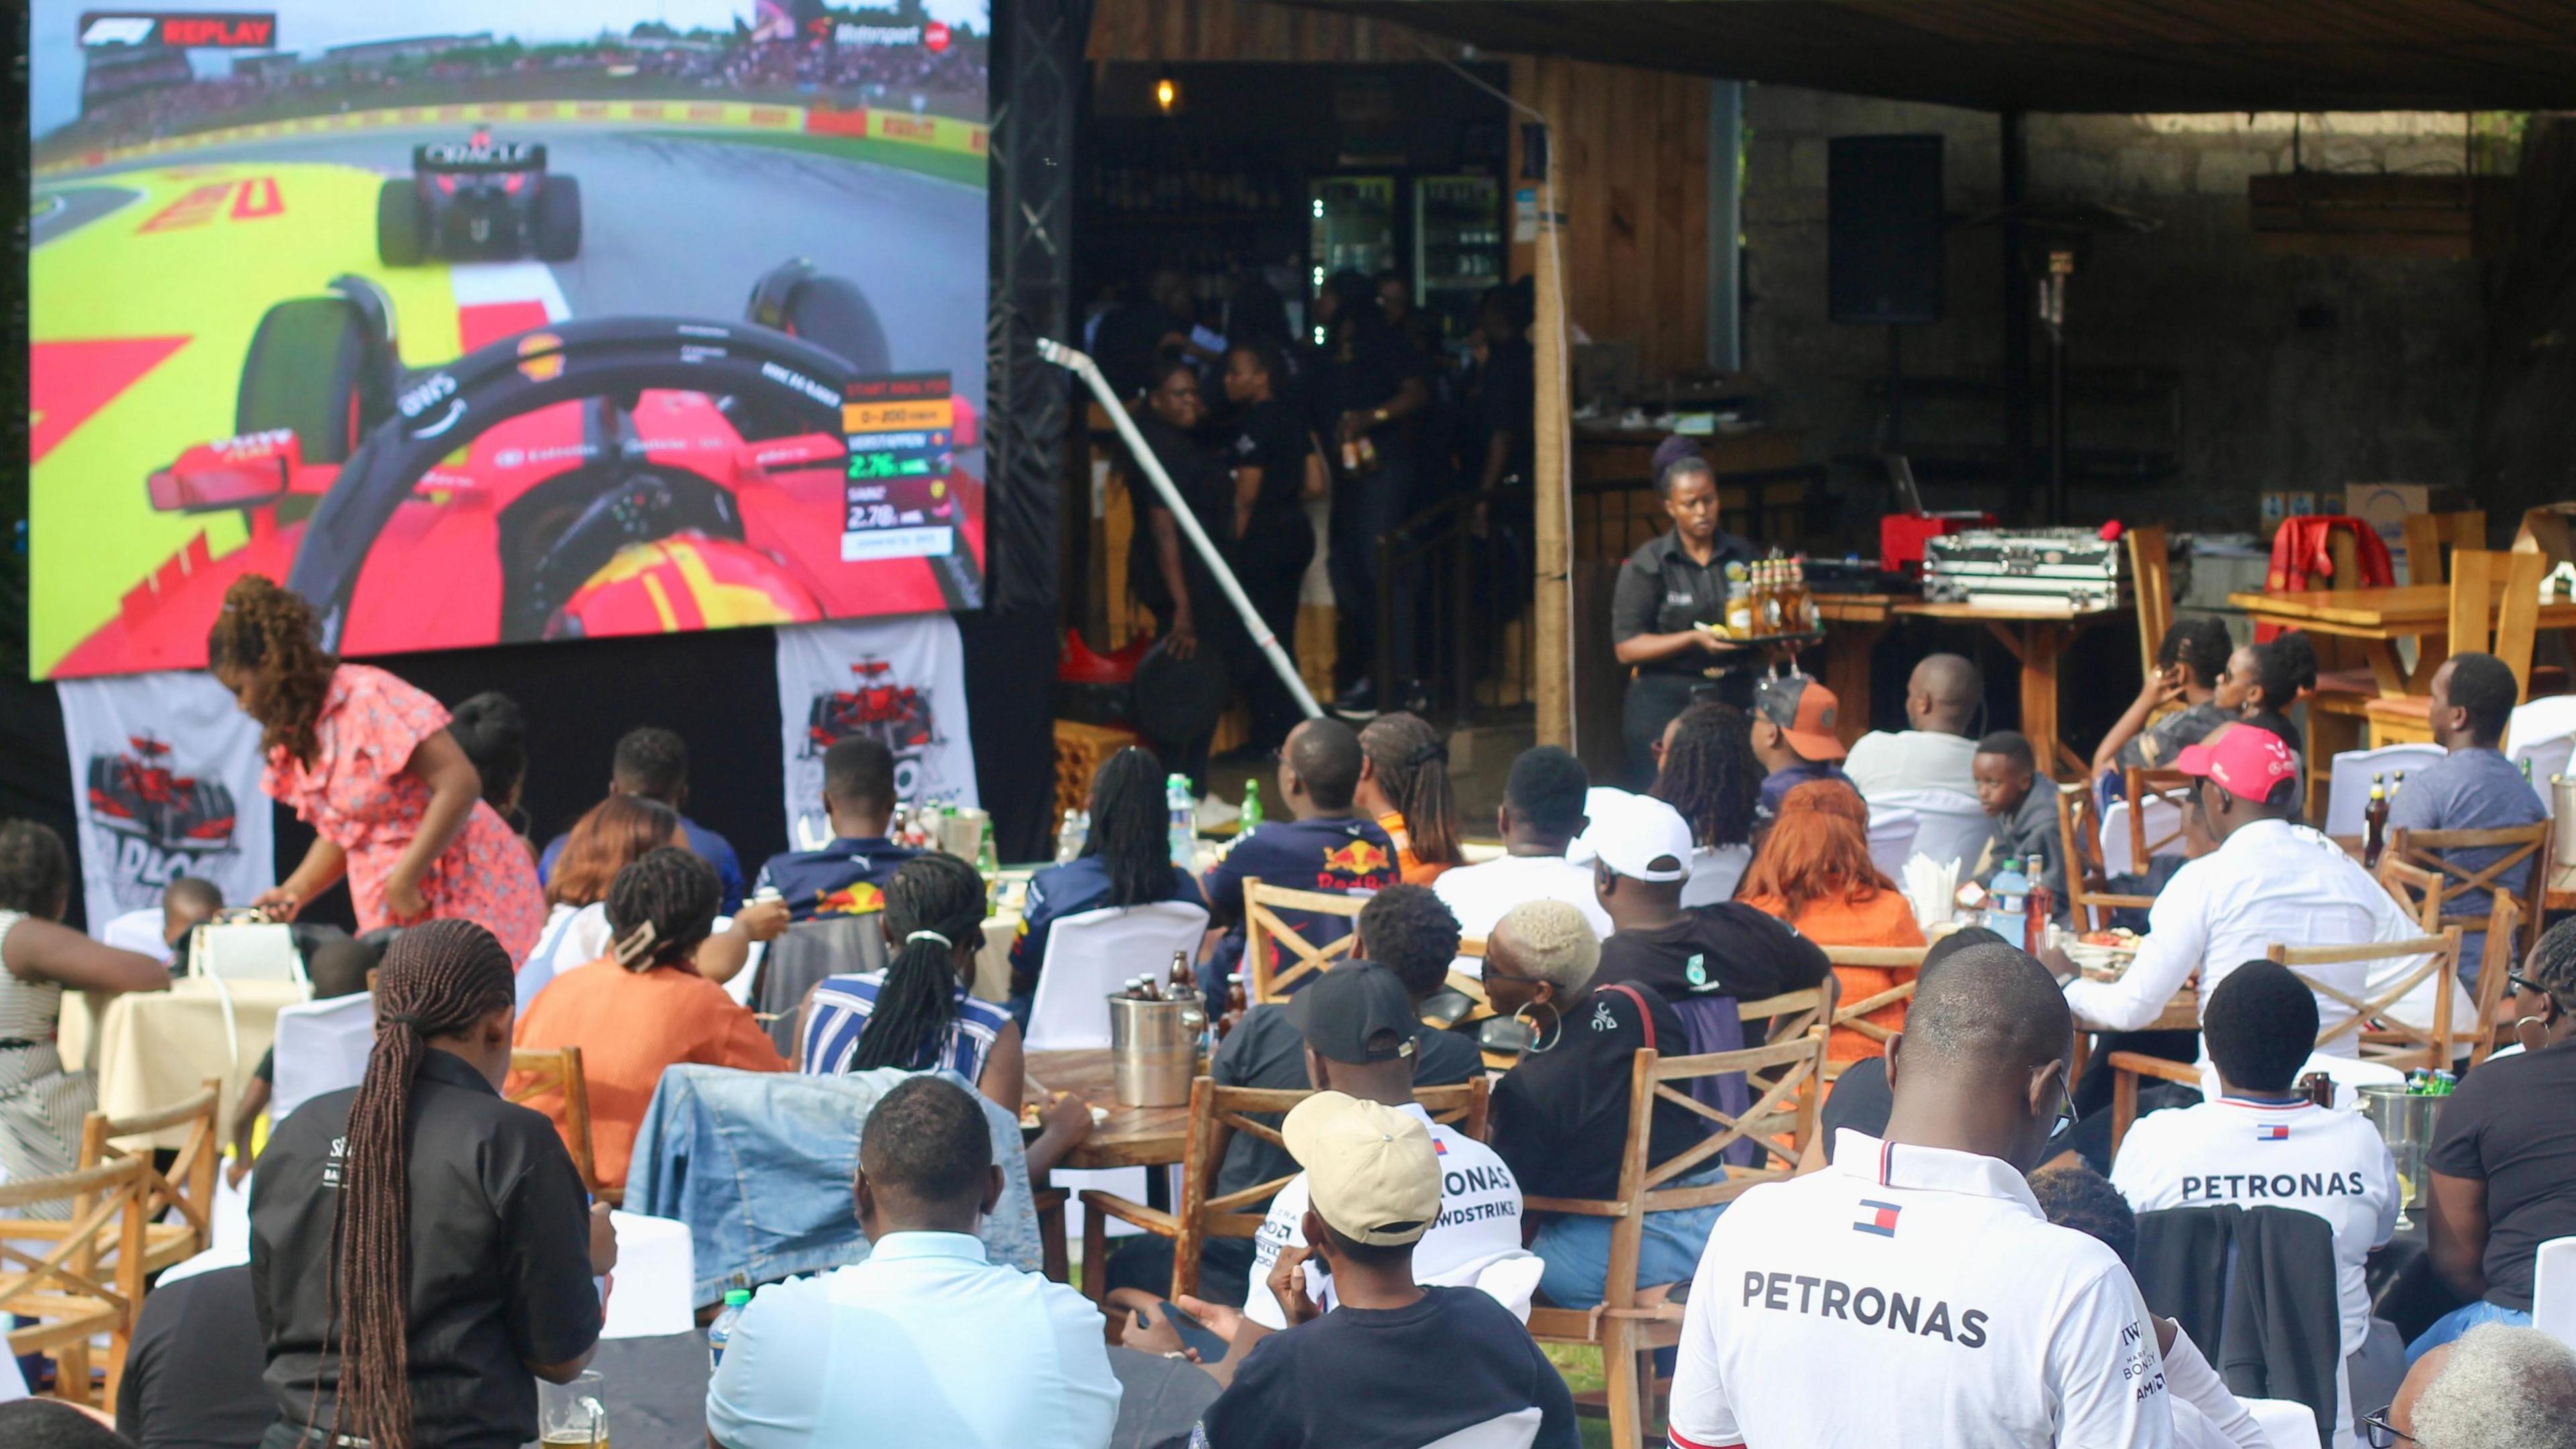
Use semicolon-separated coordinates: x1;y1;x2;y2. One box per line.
775;616;977;850
58;670;274;936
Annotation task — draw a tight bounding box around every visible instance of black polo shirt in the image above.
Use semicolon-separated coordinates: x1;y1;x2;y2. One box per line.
1610;527;1758;677
250;1049;601;1449
118;1264;269;1449
1226;398;1316;533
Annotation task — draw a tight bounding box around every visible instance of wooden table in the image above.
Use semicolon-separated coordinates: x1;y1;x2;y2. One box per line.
1024;1048;1192;1171
1817;592;2129;777
2230;584;2576;698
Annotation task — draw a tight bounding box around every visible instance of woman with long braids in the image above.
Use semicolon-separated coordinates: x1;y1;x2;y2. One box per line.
1354;712;1466;885
1649;700;1762;906
208;574;545;960
803;853;1094;1175
252;919;610;1449
512;847;787;1191
1005;746;1204;1016
0;822;168;1209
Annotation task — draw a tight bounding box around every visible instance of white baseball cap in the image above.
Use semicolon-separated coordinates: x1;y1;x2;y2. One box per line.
1569;790;1695;883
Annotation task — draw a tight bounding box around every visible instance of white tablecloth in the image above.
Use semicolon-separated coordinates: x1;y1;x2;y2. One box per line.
59;977;310;1149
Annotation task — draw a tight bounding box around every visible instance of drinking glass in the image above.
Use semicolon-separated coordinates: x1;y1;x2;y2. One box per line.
539;1370;608;1449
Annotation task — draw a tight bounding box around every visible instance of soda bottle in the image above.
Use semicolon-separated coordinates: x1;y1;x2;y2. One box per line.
708;1287;752;1369
2362;774;2390;869
1240;778;1264;835
2021;847;2053;953
1167;774;1196;869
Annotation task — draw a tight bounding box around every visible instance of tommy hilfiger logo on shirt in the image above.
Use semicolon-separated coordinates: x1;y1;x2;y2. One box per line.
2255;1124;2291;1142
1854;1200;1902;1237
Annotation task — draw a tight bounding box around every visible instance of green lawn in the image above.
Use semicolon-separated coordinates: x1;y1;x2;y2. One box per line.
643;127;986;186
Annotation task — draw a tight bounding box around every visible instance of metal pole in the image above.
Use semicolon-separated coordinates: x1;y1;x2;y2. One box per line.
1036;338;1324;720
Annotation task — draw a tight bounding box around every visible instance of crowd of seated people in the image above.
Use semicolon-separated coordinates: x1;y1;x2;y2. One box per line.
30;590;2576;1449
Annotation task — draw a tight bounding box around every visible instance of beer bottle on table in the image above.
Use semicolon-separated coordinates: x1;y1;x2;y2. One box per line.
2362;775;2390;868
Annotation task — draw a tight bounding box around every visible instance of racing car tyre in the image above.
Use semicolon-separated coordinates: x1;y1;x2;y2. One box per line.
780;275;891;376
237;298;378;466
377;180;425;266
535;176;582;262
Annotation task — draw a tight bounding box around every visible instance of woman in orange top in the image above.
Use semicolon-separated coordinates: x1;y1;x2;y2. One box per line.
1737;780;1925;1065
511;847;788;1191
1355;712;1466;885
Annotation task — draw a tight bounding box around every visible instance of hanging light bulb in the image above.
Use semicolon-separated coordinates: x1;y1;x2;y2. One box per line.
1154;75;1179;113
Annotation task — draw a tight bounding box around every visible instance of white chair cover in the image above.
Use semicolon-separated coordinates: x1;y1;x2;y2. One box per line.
268;993;376;1125
1026;901;1212;1053
1865;808;1920;881
1871;789;1990;876
2533;1235;2576;1351
102;908;169;960
2239;1398;2322;1449
2324;744;2447;837
601;1211;698;1340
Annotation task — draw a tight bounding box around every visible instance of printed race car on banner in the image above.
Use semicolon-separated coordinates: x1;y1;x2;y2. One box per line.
54;258;984;677
379;127;581;265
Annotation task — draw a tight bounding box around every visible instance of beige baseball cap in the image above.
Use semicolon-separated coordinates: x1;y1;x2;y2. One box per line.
1282;1091;1440;1247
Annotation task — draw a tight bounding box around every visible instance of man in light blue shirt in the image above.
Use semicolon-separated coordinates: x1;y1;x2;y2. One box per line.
706;1076;1120;1449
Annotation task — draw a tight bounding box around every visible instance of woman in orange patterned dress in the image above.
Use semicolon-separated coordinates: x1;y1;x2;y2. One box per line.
1736;779;1925;1065
209;575;545;961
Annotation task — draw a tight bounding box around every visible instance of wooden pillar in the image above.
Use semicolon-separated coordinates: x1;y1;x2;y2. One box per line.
1534;117;1574;750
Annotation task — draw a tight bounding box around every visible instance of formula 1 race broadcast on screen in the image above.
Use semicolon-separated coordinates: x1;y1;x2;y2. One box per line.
29;1;988;680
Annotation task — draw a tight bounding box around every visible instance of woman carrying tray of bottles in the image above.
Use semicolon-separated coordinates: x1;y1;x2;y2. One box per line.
1608;451;1784;788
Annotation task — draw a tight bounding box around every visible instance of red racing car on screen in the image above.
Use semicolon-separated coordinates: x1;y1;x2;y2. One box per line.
56;261;985;678
87;735;237;852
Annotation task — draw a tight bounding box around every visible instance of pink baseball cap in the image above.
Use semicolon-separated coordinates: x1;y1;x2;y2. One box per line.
2174;726;2297;803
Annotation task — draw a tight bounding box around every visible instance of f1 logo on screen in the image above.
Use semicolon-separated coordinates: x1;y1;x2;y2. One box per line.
78;11;278;48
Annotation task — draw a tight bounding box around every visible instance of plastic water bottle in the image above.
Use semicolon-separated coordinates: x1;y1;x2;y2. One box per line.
708;1287;751;1370
1986;856;2029;945
1167;774;1196;869
1055;810;1083;864
1239;779;1264;836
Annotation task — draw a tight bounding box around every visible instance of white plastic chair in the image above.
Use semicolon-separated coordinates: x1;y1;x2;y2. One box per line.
1680;843;1752;908
2325;743;2447;837
2506;696;2576;814
2098;786;2188;877
1866;808;1920;880
101;908;168;960
268;993;376;1125
601;1211;698;1340
1872;789;1990;876
1024;901;1212;1052
2239;1398;2322;1449
2533;1236;2576;1351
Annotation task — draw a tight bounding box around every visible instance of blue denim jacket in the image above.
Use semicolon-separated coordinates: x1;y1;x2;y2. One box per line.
627;1065;1042;1305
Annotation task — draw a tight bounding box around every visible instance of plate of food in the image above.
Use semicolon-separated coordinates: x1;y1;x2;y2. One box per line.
2066;928;2143;981
1019;1093;1112;1130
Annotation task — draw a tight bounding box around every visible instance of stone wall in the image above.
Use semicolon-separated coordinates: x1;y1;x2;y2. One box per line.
1741;92;2495;534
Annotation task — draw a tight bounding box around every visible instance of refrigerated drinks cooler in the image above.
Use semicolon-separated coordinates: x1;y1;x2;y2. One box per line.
1308;174;1504;347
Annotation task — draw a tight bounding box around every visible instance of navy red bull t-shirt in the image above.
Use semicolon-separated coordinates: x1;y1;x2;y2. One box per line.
753;836;920;922
1202;814;1399;994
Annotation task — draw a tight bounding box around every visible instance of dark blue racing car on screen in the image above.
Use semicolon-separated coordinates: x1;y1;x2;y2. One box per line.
378;127;582;264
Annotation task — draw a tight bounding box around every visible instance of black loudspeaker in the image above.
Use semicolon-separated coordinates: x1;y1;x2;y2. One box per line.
1828;134;1945;325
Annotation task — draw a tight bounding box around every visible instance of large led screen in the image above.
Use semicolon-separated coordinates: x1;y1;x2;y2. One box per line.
30;1;988;679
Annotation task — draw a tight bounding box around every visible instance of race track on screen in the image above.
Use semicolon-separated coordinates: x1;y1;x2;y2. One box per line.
29;123;986;678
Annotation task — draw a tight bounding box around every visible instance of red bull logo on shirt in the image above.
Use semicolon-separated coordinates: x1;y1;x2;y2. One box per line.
814;881;886;916
1319;839;1392;879
1854;1200;1902;1237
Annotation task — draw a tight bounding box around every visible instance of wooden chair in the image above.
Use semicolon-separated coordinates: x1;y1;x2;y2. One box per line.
2122;767;2196;870
1242;877;1366;1002
1811;945;1924;1073
1525;1028;1831;1449
508;1046;608;1201
0;1155;152;1407
2056;782;2156;932
2367;550;2546;747
76;1077;221;1275
2269;929;2467;1071
2402;510;2487;587
2377;821;2551;968
2106;1052;2204;1157
1076;1075;1491;1304
1737;975;1839;1096
2128;524;2176;684
1032;1186;1070;1283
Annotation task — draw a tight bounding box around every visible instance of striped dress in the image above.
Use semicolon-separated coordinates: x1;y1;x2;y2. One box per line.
800;971;1011;1084
0;910;99;1218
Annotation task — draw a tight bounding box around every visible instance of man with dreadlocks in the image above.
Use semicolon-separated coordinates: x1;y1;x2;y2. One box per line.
1648;701;1763;907
512;847;788;1192
252;919;610;1449
1354;713;1468;885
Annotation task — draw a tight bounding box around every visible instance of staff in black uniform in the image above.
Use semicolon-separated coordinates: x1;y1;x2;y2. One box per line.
251;919;608;1449
1222;339;1324;751
1611;455;1761;788
1126;359;1237;790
